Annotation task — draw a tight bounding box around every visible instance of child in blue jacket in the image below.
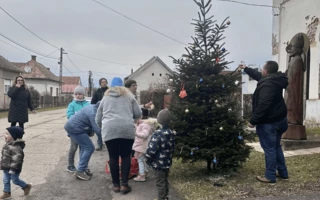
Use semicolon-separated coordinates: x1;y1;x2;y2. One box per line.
66;86;89;173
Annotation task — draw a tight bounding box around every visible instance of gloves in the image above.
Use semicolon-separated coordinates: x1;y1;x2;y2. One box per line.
9;170;15;175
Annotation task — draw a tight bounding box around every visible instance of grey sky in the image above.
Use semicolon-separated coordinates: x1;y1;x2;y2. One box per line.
0;0;272;87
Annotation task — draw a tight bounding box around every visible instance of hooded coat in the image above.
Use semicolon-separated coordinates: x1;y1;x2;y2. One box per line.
244;67;288;125
0;139;25;173
95;87;142;142
91;87;109;104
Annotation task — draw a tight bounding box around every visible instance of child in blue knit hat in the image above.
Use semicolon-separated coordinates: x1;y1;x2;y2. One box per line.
0;127;32;199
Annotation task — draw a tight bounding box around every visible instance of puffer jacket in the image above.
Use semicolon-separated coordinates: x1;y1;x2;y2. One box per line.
66;100;90;119
146;127;175;170
0;140;25;173
132;123;153;154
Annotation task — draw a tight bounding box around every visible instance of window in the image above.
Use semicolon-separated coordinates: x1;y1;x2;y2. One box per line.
152;73;154;76
4;79;11;94
50;87;53;96
56;88;58;96
160;73;162;76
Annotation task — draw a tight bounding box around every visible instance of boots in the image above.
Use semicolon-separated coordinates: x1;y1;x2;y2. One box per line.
0;191;11;199
133;174;146;182
23;184;32;195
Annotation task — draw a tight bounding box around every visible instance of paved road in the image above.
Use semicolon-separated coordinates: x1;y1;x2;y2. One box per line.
0;109;181;200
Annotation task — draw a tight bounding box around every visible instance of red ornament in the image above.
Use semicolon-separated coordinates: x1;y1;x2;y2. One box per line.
216;57;220;62
179;84;187;98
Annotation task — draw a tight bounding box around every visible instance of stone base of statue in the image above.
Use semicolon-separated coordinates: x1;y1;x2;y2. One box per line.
282;124;307;140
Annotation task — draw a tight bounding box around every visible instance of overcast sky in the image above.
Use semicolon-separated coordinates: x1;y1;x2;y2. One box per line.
0;0;272;87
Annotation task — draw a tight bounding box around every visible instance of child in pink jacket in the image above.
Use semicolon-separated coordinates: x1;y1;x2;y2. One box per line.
132;118;158;182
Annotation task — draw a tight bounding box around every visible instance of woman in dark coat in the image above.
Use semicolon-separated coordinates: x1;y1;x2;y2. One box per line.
7;76;36;130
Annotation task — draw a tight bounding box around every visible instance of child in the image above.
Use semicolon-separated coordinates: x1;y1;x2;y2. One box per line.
0;127;32;199
146;109;175;200
132;118;158;182
66;86;90;173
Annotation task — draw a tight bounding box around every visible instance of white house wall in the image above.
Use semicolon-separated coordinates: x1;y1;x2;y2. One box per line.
129;60;172;93
26;79;60;97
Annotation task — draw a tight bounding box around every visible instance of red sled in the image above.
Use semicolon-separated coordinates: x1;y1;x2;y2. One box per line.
106;157;139;179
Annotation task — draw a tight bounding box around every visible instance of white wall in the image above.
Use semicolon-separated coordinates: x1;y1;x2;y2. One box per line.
274;0;320;99
0;70;20;109
26;79;60;97
130;60;172;93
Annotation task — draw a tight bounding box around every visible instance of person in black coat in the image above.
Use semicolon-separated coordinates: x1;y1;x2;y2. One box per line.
239;61;289;184
7;76;36;130
91;78;109;104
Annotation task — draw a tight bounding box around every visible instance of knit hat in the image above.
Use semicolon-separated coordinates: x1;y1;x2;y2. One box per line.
74;86;85;95
6;127;24;140
157;109;171;126
111;77;123;87
99;78;108;86
124;79;137;88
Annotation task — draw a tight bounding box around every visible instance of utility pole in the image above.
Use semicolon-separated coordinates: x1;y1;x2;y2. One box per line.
88;70;92;97
58;48;67;96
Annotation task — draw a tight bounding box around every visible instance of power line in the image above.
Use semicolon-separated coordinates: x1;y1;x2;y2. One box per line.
63;64;74;75
0;38;31;55
0;32;58;59
38;49;60;61
92;0;187;46
217;0;280;8
0;5;59;49
65;54;83;72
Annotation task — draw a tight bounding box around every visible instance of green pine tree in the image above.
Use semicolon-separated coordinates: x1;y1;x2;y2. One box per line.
169;0;254;172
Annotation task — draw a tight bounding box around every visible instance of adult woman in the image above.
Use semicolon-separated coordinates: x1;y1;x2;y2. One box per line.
95;77;141;194
7;76;36;130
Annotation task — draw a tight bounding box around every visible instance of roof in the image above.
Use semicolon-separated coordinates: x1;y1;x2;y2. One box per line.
61;76;81;93
125;56;173;79
0;55;23;73
12;60;60;82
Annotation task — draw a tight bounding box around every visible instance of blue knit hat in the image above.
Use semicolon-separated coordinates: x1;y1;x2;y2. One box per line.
111;77;123;87
6;127;24;140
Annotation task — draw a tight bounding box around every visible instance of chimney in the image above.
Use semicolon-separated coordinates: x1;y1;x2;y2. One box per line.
131;68;133;74
31;55;36;61
47;68;50;71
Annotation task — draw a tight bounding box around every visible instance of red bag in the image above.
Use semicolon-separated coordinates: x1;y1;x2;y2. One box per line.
106;157;139;179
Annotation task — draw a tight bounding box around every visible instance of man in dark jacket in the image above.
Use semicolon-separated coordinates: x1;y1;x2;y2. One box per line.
239;61;289;184
91;78;109;104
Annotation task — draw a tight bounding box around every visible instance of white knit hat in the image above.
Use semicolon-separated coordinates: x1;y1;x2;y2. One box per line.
74;86;85;95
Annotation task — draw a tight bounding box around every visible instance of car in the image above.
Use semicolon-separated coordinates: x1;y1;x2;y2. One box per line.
85;97;92;103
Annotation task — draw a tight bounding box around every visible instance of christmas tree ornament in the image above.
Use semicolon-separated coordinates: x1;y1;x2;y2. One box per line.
199;78;203;83
227;21;231;25
228;108;232;112
216;57;220;62
169;78;173;82
185;108;189;113
179;84;187;98
219;126;223;131
212;158;217;164
190;151;194;156
222;83;225;88
221;47;226;52
235;80;239;85
173;89;175;92
238;134;243;140
166;88;171;93
196;83;199;89
215;100;219;103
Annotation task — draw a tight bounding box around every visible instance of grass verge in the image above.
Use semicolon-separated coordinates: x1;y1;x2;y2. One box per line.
306;127;320;137
170;150;320;200
0;106;67;119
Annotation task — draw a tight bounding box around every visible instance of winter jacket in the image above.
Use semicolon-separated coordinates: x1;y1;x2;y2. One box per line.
64;104;101;136
66;100;90;119
95;87;142;142
0;139;25;174
91;87;108;104
146;127;175;170
244;67;288;125
7;86;34;123
132;123;153;154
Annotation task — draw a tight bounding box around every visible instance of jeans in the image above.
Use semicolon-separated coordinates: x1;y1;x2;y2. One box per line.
95;131;103;147
155;169;169;200
3;170;27;193
68;138;79;168
105;139;134;187
256;117;288;181
138;154;147;175
69;133;95;172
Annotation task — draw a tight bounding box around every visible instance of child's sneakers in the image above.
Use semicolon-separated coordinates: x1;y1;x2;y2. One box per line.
133;174;146;182
23;184;32;195
0;191;11;199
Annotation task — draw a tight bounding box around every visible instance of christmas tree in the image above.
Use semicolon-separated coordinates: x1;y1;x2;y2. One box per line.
169;0;253;171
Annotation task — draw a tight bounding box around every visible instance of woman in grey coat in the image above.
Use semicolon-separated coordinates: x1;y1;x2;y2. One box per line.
95;77;141;195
